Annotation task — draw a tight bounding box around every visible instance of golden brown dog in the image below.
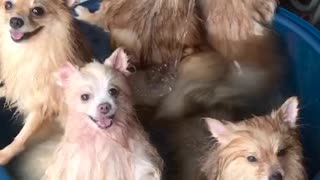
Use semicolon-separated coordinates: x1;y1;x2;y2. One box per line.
202;97;306;180
0;0;92;164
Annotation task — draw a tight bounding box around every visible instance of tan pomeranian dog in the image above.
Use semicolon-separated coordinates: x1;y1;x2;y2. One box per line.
10;49;163;180
0;0;92;164
202;97;306;180
164;97;305;180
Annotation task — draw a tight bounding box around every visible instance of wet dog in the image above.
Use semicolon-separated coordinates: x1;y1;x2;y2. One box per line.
44;49;163;180
202;97;306;180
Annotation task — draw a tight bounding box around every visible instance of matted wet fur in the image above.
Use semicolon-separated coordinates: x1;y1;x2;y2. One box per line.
161;97;305;180
202;97;306;180
0;0;92;164
45;49;162;180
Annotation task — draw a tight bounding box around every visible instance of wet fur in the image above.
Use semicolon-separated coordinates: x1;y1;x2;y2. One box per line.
202;98;306;180
163;98;305;180
44;54;162;180
0;0;92;164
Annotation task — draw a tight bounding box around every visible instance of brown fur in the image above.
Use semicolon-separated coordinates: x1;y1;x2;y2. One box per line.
0;0;92;164
202;97;306;180
199;0;278;57
161;98;305;180
156;35;285;119
76;0;205;67
155;0;284;119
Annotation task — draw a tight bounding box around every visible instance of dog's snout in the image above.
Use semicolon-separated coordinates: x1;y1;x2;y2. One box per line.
98;103;111;114
10;17;24;29
269;172;283;180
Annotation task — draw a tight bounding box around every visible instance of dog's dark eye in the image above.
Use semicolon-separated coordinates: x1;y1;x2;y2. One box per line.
109;88;119;97
4;1;13;10
277;148;287;157
127;65;136;73
31;7;45;17
247;155;258;163
81;94;90;102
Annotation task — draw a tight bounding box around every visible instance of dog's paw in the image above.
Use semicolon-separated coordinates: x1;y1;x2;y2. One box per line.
75;6;93;22
252;0;278;24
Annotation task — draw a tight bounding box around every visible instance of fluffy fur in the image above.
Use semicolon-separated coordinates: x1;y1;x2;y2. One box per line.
0;0;92;164
159;97;306;180
202;97;306;180
75;0;205;66
43;49;162;180
75;0;285;121
199;0;278;57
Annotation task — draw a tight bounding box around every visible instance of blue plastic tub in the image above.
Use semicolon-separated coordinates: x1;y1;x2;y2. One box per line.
0;3;320;179
274;8;320;178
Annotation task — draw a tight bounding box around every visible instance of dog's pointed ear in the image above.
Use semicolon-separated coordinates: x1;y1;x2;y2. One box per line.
104;48;131;76
276;96;299;128
203;118;232;144
54;62;79;88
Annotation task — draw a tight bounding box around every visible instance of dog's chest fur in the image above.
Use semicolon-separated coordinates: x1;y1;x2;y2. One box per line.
0;37;64;114
0;23;88;118
45;115;159;180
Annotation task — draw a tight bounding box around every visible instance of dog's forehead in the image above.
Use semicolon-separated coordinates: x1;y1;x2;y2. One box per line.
233;128;280;154
247;129;282;156
78;63;113;90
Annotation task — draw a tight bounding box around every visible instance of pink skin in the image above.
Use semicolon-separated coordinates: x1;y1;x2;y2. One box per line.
91;102;113;129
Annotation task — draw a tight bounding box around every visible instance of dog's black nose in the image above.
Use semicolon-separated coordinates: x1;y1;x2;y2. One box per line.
269;172;283;180
10;17;24;29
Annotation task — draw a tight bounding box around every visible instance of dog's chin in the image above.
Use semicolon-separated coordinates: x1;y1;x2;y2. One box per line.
89;115;115;129
10;26;44;43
